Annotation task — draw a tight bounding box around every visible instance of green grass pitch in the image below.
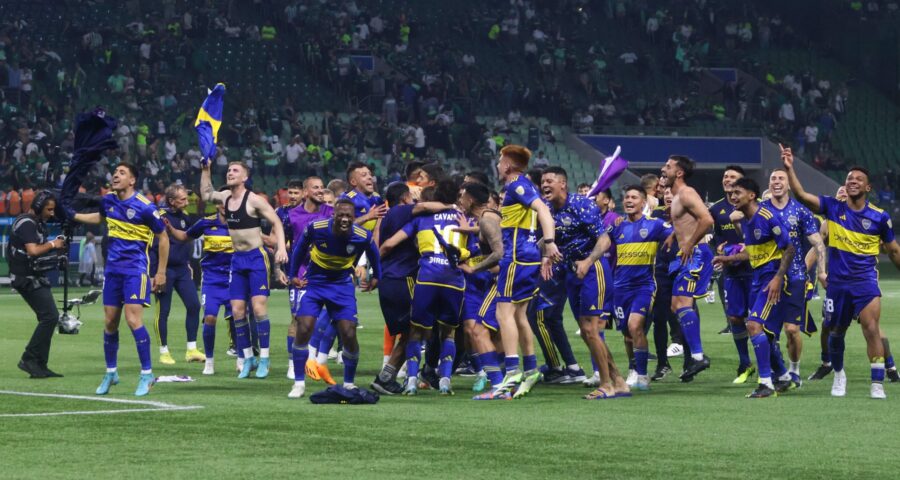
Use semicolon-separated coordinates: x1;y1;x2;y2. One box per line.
2;273;899;479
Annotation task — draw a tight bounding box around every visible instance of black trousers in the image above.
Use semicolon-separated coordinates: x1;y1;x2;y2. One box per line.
14;279;59;366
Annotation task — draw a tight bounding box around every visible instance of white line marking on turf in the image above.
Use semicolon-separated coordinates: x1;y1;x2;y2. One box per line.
0;390;203;417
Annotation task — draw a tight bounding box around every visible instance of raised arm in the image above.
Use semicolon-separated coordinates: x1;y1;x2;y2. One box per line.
781;144;821;213
252;194;287;264
200;164;230;204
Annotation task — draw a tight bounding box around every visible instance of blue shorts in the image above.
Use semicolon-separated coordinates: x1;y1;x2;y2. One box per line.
722;275;752;318
103;271;151;308
564;259;612;319
748;277;806;337
497;260;540;303
378;276;415;335
823;281;881;329
613;285;656;332
230;248;270;301
669;244;713;298
411;283;464;329
476;282;500;332
297;280;358;322
201;278;232;318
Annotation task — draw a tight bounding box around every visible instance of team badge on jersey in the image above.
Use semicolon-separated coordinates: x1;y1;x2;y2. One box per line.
515;186;525;195
862;219;872;230
753;229;761;240
346;245;355;254
562;216;572;226
788;215;798;226
772;226;781;236
640;228;649;239
126;208;136;219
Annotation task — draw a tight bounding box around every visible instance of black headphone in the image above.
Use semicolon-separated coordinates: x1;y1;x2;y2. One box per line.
31;190;57;215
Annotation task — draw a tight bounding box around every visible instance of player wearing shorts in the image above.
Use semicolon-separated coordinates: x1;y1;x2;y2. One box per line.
288;199;381;398
608;185;673;391
709;166;756;383
72;163;168;396
380;180;469;396
287;176;334;382
783;146;900;398
661;155;715;381
494;145;562;398
200;161;288;379
171;203;233;375
540;167;626;400
762;168;827;386
714;178;795;398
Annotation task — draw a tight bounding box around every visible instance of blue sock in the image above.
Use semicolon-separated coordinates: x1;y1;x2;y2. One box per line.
310;311;329;350
523;354;537;373
342;349;359;385
132;326;153;372
103;331;119;369
256;316;270;352
505;355;520;373
886;355;895;370
829;333;846;372
318;322;338;356
405;340;423;380
872;357;886;383
731;322;751;368
470;352;483;373
287;335;294;355
590;356;598;373
438;339;456;379
751;333;772;380
634;348;649;376
770;340;787;378
676;307;704;355
482;351;504;386
292;343;309;381
202;324;215;359
233;317;252;358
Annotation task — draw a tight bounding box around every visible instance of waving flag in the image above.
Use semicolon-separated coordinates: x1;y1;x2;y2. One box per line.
194;83;226;166
59;108;118;221
586;145;628;198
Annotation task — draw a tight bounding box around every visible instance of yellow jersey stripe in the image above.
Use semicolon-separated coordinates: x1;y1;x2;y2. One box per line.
826;220;880;256
107;217;154;243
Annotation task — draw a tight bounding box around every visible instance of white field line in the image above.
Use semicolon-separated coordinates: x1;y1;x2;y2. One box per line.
0;390;203;417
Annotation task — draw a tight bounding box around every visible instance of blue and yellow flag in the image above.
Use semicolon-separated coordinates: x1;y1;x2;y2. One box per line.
194;83;226;165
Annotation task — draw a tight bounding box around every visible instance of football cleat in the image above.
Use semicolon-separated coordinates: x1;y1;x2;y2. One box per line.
789;372;803;389
202;359;215;375
496;371;523;393
159;352;176;365
732;365;756;384
316;363;336;385
680;355;710;381
255;357;270;378
542;368;568;384
807;363;833;381
288;383;306;399
633;375;651;391
95;371;120;395
237;358;254;379
371;377;404;395
746;383;776;398
513;371;542;399
871;383;886;399
472;372;489;392
831;370;847;397
561;367;587;384
439;378;454;396
887;368;900;383
473;388;512;400
135;373;155;397
402;379;418;396
651;365;672;381
773;379;794;393
185;348;206;363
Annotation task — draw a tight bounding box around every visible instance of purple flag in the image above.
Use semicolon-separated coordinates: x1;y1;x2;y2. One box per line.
586;145;628;197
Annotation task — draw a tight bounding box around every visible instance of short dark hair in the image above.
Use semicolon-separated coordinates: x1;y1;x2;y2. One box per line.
489;190;500;206
640;173;658;191
405;161;425;181
433;178;459;204
847;165;871;182
422;162;445;183
287;179;304;190
464;171;490;186
623;184;646;198
669;155;695;179
302;176;323;189
527;168;544;187
334;198;356;212
770;167;787;175
577;183;591;191
724;165;746;176
115;162;139;181
385;181;410;206
597;188;613;199
461;182;489;205
732;177;760;198
420;186;436;202
542;166;568;180
346;161;370;181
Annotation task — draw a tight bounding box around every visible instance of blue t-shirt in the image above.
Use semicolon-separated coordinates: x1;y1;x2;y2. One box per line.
549;193;607;272
761;197;818;282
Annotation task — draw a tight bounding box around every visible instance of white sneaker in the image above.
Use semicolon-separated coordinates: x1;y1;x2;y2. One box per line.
634;375;650;391
236;357;244;372
871;383;886;399
625;369;638;387
583;372;601;387
328;348;339;360
831;369;847;397
286;362;295;380
397;363;408;383
288;382;306;399
667;343;684;357
336;350;344;364
705;291;716;303
202;359;215;375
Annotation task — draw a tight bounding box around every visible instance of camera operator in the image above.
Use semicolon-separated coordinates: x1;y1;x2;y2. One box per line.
8;191;66;378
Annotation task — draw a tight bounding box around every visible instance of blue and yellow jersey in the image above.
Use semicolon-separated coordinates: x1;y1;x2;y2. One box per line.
610;215;673;289
550;193;607;269
464;215;494;292
290;219;382;284
186;214;233;280
739;206;791;283
342;189;384;231
761;198;818;282
500;175;541;264
101;192;165;275
818;195;895;284
402;209;470;290
710;197;751;276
